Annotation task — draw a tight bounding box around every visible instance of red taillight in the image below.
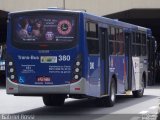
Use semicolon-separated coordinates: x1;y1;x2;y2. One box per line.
39;44;48;48
75;88;80;90
12;80;18;83
70;79;79;83
7;59;17;82
9;87;14;90
72;54;82;82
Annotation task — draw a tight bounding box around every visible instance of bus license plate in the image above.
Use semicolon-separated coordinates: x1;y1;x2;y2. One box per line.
37;76;51;82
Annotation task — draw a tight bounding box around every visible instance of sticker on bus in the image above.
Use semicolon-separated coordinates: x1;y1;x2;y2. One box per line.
37;76;51;82
40;56;57;63
18;76;25;84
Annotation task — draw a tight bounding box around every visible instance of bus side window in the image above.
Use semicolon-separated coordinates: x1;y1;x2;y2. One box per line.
132;32;136;56
116;28;119;55
132;32;142;56
132;45;135;56
117;28;124;55
109;27;116;55
137;45;141;56
86;22;99;54
141;33;147;56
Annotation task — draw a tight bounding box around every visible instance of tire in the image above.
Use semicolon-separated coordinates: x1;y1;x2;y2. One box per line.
42;95;53;106
132;76;144;98
101;79;116;107
0;72;5;85
42;94;66;106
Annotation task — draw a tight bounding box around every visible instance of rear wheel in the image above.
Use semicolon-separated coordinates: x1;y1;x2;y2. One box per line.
101;79;116;107
42;94;66;106
0;72;5;85
132;76;145;98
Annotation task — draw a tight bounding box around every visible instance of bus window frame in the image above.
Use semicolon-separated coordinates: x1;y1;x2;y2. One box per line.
108;26;116;55
109;26;124;55
132;31;147;56
86;20;99;55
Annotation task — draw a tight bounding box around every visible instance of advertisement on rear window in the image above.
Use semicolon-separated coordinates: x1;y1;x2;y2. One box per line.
13;15;76;43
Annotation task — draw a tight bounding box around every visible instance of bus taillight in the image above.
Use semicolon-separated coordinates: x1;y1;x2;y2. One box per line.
71;54;82;83
12;80;18;83
75;87;81;90
39;44;48;48
7;58;18;83
9;87;14;90
70;79;79;83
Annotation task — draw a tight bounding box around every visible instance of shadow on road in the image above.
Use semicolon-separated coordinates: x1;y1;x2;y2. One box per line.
0;75;6;89
13;94;158;120
147;85;160;89
0;81;5;89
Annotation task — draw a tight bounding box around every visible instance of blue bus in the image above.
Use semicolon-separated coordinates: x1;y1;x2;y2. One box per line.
6;9;154;107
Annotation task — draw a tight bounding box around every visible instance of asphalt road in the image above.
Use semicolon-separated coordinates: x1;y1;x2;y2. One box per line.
0;85;159;120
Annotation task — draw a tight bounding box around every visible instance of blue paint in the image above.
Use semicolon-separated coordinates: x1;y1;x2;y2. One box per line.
18;76;25;84
6;9;152;97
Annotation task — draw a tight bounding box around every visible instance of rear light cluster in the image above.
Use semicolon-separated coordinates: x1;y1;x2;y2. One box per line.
71;54;82;83
0;60;5;70
7;57;17;83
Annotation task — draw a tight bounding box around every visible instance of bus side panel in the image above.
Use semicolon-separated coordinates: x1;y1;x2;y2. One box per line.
132;57;147;90
109;55;127;94
125;56;129;90
141;57;148;86
79;13;90;96
116;56;126;94
87;55;101;97
133;56;147;89
108;56;116;94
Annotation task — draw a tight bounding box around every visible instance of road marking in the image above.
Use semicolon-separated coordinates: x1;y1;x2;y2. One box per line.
149;106;158;110
139;111;148;114
139;106;159;115
130;117;141;120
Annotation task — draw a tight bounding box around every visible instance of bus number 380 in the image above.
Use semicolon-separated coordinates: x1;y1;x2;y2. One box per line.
58;55;71;61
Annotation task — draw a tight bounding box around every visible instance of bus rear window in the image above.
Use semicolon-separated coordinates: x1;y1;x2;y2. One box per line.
11;13;78;49
13;15;76;43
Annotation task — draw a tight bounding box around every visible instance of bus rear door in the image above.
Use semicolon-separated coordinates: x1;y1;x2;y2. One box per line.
125;31;132;90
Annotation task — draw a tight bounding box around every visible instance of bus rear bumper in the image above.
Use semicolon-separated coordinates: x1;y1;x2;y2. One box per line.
6;77;87;95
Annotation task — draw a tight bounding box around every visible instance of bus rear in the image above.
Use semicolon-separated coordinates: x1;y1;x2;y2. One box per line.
6;10;86;99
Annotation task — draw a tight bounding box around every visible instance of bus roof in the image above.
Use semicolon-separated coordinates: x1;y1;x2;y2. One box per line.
9;8;82;15
83;12;150;32
9;8;151;34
